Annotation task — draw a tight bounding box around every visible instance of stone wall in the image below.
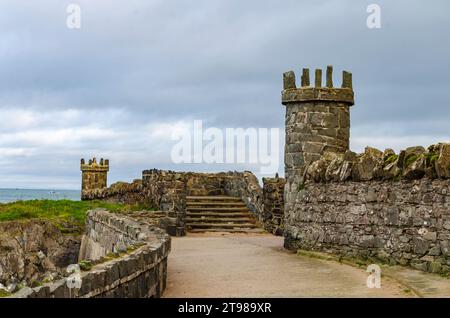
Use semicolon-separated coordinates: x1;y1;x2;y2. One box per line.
262;176;286;235
284;177;450;274
223;171;263;219
223;172;287;234
85;168;285;235
81;179;145;203
282;66;450;275
11;209;170;298
142;169;188;236
142;169;281;234
283;122;450;274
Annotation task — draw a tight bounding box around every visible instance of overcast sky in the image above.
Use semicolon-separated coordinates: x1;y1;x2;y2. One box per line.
0;0;449;189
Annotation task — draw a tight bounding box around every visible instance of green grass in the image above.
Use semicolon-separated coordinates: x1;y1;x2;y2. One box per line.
0;200;152;233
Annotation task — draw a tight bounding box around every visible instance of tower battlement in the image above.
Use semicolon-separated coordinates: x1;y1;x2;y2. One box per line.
80;157;109;172
282;66;354;105
80;157;109;193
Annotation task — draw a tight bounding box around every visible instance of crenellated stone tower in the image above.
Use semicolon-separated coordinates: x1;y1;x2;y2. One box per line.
282;66;355;185
80;157;109;192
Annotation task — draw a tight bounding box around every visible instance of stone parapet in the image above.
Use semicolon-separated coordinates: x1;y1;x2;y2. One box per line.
282;66;354;106
10;209;170;298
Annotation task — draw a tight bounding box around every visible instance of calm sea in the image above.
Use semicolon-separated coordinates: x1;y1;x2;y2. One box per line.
0;188;80;203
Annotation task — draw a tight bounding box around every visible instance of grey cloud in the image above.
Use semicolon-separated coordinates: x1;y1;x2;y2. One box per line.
0;0;449;188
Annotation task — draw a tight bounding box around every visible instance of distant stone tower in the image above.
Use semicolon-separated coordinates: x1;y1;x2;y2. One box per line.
80;157;109;192
282;66;355;185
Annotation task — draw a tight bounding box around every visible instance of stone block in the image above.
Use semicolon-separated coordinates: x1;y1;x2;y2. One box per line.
435;143;450;179
413;237;429;255
283;71;296;89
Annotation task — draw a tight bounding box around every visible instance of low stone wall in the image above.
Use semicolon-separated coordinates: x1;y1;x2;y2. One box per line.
11;209;170;298
81;179;145;204
142;169;188;236
121;211;178;237
262;176;286;235
285;144;450;275
223;171;264;225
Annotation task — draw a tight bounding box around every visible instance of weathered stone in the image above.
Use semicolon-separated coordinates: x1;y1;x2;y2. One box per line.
422;231;437;241
307;160;327;182
342;71;352;89
338;161;353;182
325;155;345;182
413;237;429;255
435;143;450;179
403;154;426;179
383;148;396;159
385;207;399;225
283;71;296;89
428;245;441;256
326;65;333;88
343;150;357;162
0;221;80;287
401;146;426;168
315;69;322;88
440;240;449;256
262;176;286;236
301;68;310;87
351;147;383;181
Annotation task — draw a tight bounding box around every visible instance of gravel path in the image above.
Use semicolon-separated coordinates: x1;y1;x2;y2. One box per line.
163;233;413;298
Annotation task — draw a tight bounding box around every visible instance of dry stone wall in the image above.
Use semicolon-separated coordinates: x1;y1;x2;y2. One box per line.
142;169;188;236
262;176;286;235
223;171;263;220
285;178;450;274
81;179;145;203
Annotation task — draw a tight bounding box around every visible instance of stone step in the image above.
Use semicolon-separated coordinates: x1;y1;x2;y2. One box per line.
186;201;247;207
186;217;256;223
186;196;241;201
188;228;266;233
187;207;249;212
186;212;252;217
187;222;257;228
185;195;261;234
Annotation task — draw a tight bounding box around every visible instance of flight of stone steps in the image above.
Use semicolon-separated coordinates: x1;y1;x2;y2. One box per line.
186;195;264;233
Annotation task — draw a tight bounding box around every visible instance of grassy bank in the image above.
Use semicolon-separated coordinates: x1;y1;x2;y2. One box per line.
0;200;150;233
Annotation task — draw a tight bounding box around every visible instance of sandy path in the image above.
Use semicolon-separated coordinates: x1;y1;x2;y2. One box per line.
163;233;412;298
